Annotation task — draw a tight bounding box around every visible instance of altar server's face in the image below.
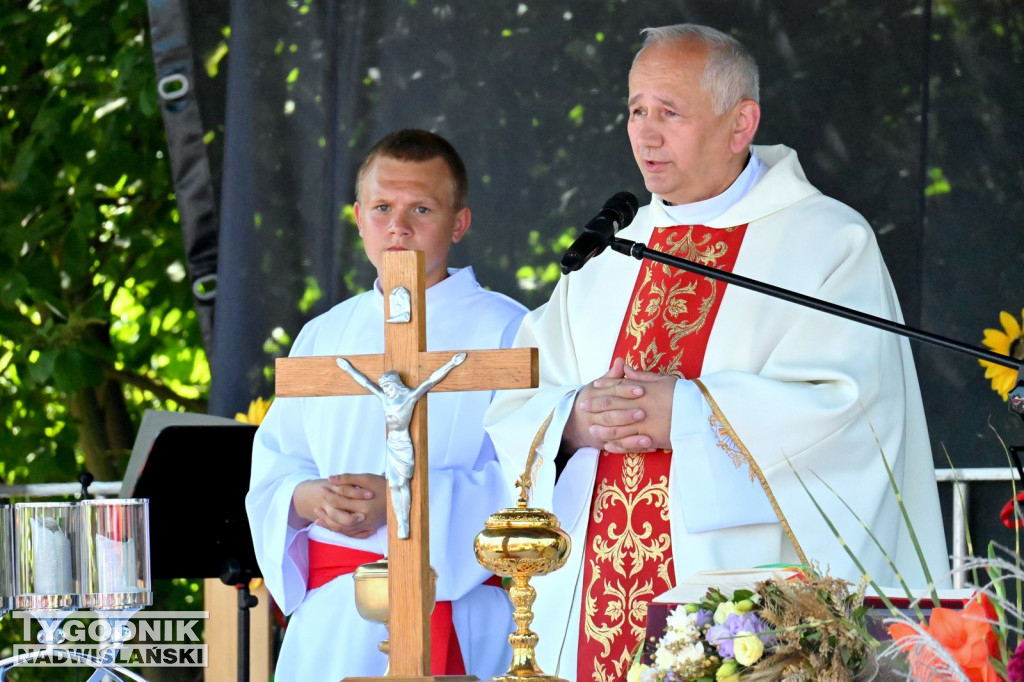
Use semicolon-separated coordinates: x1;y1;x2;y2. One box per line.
627;39;759;205
355;156;470;288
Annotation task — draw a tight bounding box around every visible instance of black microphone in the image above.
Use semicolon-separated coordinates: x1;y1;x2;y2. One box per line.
559;191;639;274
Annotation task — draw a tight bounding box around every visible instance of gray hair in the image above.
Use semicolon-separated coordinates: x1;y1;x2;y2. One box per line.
634;24;759;115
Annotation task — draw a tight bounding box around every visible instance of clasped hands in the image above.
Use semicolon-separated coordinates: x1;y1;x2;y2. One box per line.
562;357;676;454
292;473;387;539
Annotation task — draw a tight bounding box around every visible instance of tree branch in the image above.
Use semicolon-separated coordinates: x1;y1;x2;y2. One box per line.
103;366;208;413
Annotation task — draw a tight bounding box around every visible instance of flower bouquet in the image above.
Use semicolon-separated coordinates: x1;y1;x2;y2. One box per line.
633;306;1024;682
630;567;876;682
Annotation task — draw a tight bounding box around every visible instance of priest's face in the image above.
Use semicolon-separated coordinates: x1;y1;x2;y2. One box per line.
355;156;471;288
627;39;759;205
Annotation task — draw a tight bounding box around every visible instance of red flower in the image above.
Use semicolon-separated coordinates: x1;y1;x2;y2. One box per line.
1000;492;1024;529
888;595;1001;682
1008;640;1024;682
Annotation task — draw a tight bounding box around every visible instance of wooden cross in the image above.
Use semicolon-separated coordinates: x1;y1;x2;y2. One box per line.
275;250;538;681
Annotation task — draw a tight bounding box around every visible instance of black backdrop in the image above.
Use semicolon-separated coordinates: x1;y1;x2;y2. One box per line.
150;0;1024;559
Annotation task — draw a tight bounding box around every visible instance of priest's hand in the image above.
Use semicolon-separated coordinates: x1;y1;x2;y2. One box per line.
291;474;387;538
604;364;674;453
563;357;670;454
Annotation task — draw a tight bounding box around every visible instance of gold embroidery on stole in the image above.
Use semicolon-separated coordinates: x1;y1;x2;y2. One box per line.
623;227;735;369
581;226;741;682
582;453;671;681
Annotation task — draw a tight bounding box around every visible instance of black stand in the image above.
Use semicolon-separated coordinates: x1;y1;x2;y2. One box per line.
602;235;1024;419
120;410;261;682
222;559;259;682
78;471;95;499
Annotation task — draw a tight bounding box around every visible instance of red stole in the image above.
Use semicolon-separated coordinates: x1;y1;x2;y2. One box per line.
576;223;749;682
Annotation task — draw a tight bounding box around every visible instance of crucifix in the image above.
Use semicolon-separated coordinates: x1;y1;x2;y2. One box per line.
274;250;538;681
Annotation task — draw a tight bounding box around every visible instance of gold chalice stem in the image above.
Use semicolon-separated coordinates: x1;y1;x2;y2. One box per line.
503;574;542;677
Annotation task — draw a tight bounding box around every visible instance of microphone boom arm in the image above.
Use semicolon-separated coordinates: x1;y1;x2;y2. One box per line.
605;235;1024;417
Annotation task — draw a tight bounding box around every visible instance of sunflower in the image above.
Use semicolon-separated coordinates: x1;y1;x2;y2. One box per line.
235;396;274;425
979;308;1024;400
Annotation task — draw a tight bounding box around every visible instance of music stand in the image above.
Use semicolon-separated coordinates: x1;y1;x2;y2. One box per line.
120;409;260;682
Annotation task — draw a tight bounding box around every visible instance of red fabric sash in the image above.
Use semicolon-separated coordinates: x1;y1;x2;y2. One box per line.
576;224;748;682
308;542;382;590
307;539;501;675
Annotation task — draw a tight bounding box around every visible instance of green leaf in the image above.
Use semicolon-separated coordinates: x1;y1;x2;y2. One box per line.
27;349;58;385
0;271;29;307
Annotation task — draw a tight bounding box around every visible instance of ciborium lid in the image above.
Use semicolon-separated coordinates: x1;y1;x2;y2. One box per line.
482;504;562;531
475;411;570;577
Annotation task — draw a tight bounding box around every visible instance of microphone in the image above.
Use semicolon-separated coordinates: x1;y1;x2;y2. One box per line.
559;191;639;274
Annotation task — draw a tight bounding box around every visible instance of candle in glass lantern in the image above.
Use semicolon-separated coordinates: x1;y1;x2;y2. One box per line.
30;517;72;595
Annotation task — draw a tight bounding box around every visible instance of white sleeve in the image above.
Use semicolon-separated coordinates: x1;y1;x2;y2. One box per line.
245;395;319;615
668;380;777;532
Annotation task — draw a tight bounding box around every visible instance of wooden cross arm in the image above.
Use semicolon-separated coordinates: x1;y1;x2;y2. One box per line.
274;347;538;398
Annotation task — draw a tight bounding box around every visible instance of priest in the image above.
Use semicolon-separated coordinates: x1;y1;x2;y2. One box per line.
247;129;525;680
485;24;950;682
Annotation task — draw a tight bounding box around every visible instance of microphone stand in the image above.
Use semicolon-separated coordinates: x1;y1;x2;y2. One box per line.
603;235;1024;420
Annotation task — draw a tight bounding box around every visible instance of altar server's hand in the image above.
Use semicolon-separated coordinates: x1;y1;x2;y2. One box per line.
322;473;387;538
564;358;650;453
292;474;387;538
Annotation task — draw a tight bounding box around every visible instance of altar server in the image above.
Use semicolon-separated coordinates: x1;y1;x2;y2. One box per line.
248;129;523;681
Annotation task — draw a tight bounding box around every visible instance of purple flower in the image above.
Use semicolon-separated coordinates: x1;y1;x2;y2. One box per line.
726;612;774;646
1008;639;1024;682
706;623;734;658
707;612;775;660
695;609;713;629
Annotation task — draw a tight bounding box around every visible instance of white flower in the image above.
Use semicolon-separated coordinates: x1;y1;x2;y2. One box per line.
653;645;678;670
659;606;703;652
732;632;765;666
675;641;706;665
640;666;661;682
714;601;743;625
660;628;686;647
665;606;700;635
651;603;711;675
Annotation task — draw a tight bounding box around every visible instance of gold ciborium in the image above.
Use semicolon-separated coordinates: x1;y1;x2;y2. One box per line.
474;415;570;682
353;559;437;659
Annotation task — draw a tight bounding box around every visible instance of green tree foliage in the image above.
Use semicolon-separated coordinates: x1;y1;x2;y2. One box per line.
0;3;209;678
0;0;208;486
